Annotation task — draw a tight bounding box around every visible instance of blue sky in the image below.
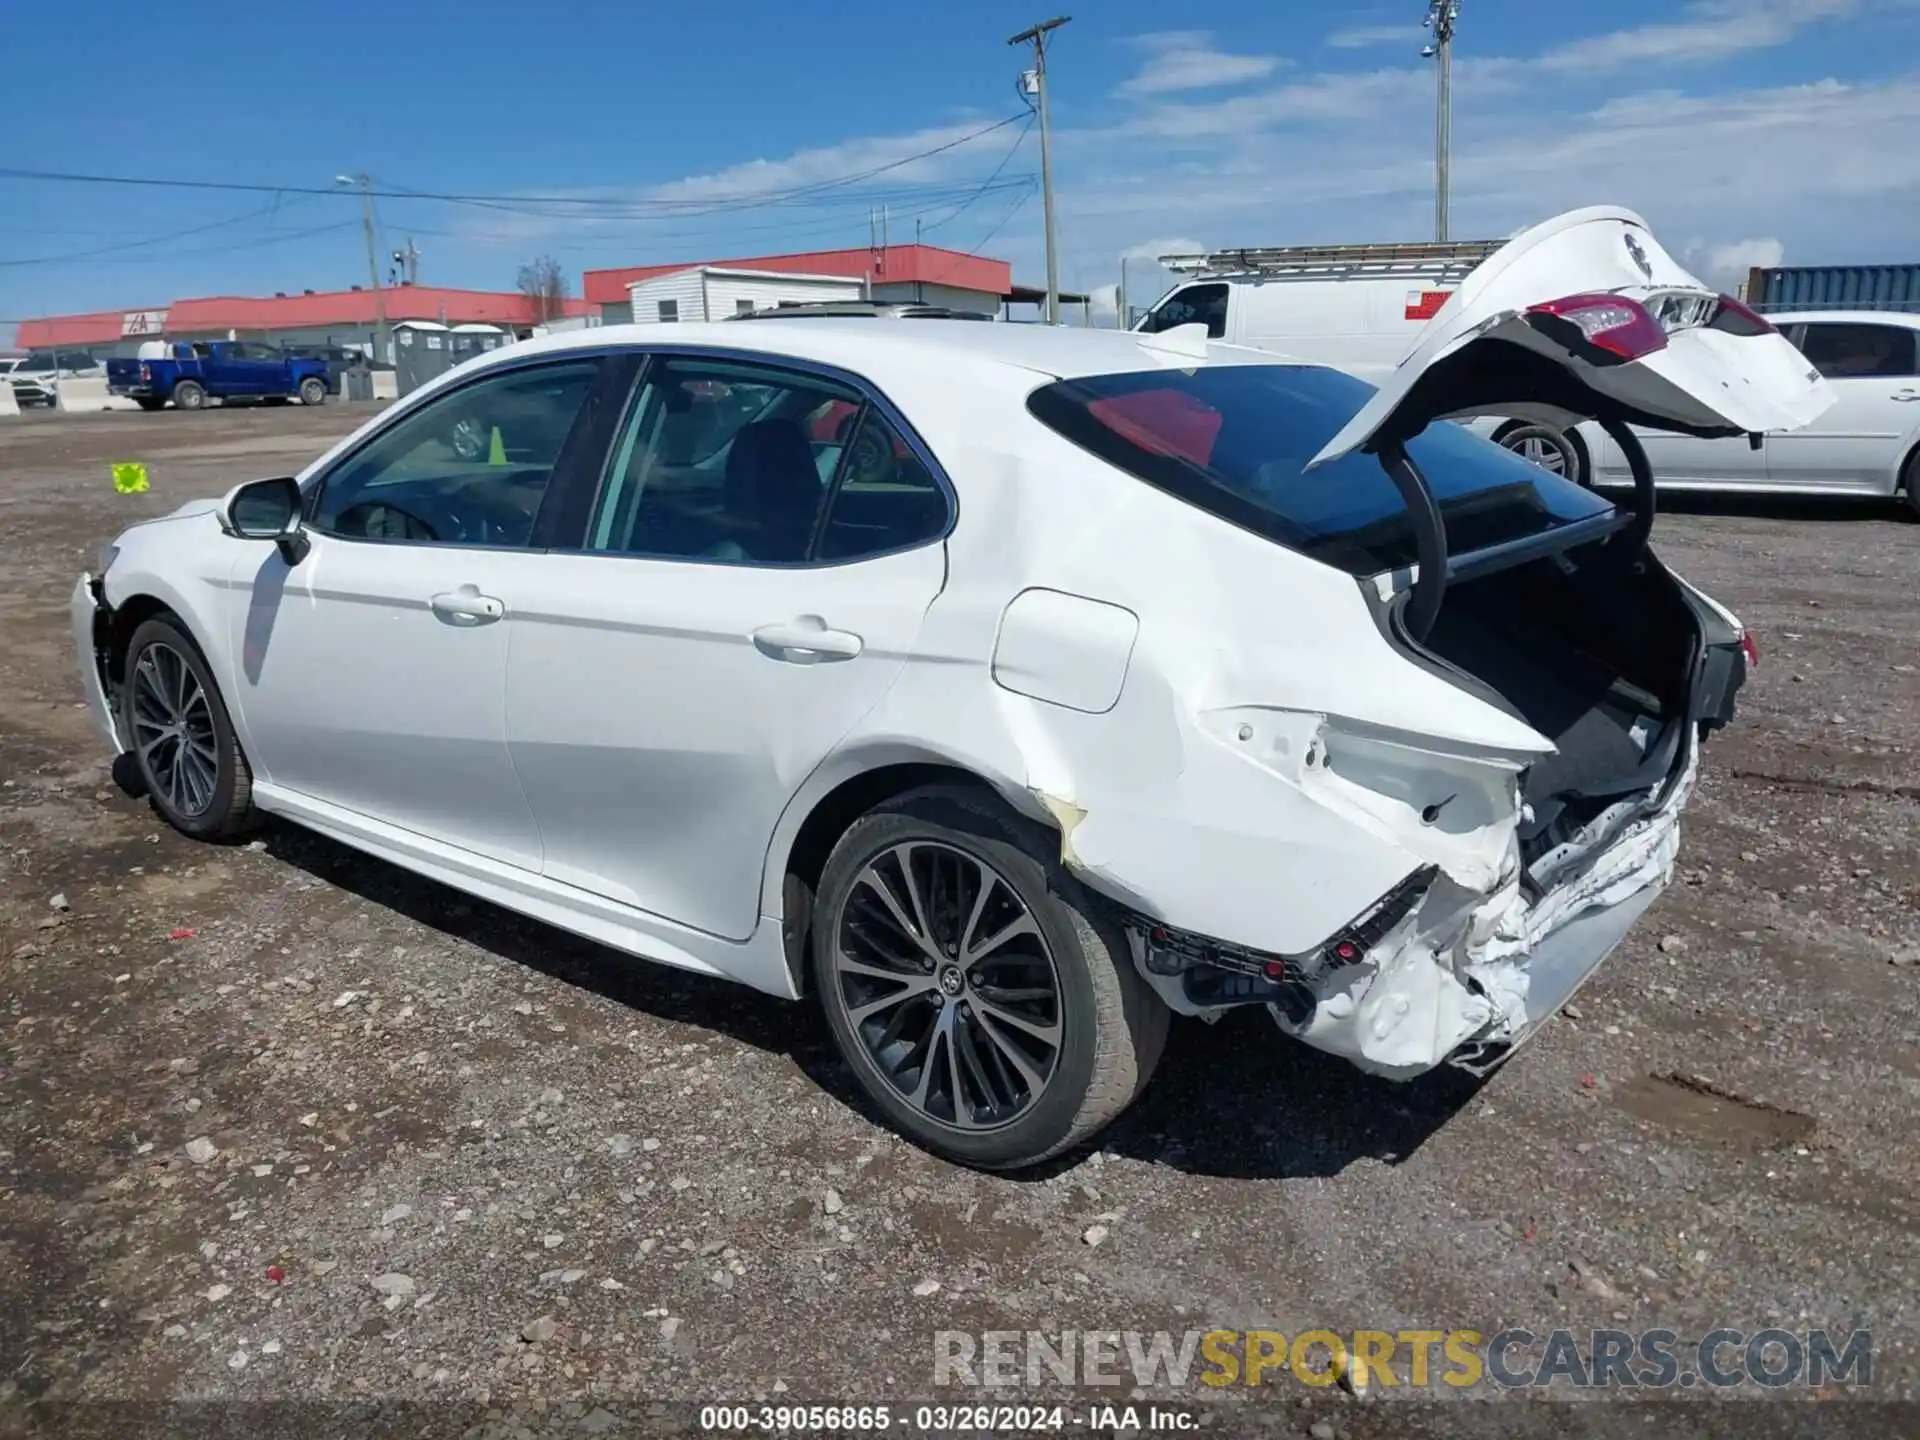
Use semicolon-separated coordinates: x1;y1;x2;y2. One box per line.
3;0;1913;326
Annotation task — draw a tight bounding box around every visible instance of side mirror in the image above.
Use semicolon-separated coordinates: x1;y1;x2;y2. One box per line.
222;476;310;562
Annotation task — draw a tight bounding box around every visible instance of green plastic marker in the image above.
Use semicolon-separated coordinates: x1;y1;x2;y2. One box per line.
111;462;150;494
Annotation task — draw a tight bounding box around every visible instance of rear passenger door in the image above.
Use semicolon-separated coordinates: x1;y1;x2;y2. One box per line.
504;351;951;943
1766;321;1920;492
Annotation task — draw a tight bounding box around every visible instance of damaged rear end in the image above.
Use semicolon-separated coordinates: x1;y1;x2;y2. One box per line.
1027;206;1829;1079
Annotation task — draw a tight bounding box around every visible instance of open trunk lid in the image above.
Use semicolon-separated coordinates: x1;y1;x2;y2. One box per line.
1308;205;1832;469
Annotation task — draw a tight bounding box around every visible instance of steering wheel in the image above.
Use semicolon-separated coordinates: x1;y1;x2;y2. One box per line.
333;491;475;544
843;422;899;488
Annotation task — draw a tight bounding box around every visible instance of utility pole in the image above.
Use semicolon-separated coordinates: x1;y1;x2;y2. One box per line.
1009;15;1069;324
335;173;391;363
1422;1;1459;242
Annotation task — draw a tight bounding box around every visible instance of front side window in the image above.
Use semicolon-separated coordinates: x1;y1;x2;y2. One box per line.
1795;322;1917;378
1139;283;1229;338
308;359;600;547
588;357;947;564
1026;362;1614;576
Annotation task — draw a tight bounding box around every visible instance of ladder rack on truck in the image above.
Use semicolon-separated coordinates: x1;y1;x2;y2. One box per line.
1160;238;1504;282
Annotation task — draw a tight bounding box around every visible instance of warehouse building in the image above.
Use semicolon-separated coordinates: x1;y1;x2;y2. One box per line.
13;285;591;363
584;244;1014;324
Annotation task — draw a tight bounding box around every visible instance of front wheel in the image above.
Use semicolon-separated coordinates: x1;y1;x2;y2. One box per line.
298;376;328;406
1497;422;1585;486
122;616;258;840
812;785;1169;1170
1902;449;1920;523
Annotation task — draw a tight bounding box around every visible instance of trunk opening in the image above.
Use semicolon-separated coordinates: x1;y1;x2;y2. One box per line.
1415;543;1701;871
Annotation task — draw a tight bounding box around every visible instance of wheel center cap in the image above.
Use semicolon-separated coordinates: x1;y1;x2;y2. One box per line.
937;964;965;997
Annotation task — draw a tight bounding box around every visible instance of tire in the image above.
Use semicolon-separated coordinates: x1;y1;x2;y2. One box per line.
1902;449;1920;523
1497;422;1585;486
171;379;207;411
135;398;165;412
298;376;327;406
812;784;1169;1170
122;616;258;841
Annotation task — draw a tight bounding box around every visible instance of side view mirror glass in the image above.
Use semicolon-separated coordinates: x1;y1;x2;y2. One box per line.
224;476;301;538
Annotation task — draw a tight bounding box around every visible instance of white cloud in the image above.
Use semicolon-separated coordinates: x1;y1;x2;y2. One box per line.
1326;23;1424;49
647;117;1017;202
1691;237;1788;285
1115;30;1281;97
1120;68;1428;138
1539;0;1858;71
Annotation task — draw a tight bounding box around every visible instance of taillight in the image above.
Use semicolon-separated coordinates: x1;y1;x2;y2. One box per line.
1526;292;1668;363
1710;294;1776;337
139;363;150;382
1740;631;1759;668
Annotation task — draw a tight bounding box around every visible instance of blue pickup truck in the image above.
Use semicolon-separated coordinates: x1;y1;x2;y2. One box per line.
106;341;332;411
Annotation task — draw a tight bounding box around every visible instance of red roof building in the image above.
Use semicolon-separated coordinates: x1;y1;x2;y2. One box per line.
583;244;1012;314
14;286;590;351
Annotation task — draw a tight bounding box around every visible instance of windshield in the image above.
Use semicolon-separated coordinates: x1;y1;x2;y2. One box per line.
1025;363;1614;576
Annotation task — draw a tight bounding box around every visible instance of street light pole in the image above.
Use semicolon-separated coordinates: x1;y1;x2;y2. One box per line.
335;173;391;363
1009;15;1069;325
1422;1;1459;242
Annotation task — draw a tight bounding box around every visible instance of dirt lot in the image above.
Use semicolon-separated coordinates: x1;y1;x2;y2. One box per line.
2;406;1917;1438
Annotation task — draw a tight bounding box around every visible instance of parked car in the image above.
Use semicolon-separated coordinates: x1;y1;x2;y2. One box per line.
8;348;103;408
1560;311;1920;516
71;207;1826;1168
105;341;331;411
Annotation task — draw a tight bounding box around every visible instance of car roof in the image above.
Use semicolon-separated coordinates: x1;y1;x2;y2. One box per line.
472;318;1272;384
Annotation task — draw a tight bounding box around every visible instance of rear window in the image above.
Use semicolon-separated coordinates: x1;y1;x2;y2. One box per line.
1026;363;1614;576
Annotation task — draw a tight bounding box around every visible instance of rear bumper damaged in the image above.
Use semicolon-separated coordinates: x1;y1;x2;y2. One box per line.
1110;739;1696;1082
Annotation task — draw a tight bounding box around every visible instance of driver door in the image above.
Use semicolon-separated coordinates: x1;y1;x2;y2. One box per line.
227;356;610;869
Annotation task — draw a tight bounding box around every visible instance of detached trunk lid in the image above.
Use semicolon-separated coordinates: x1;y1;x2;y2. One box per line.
1309;205;1833;468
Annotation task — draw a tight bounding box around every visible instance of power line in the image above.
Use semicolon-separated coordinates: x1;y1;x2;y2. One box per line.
0;115;1032;223
0;195;322;267
921;117;1033;235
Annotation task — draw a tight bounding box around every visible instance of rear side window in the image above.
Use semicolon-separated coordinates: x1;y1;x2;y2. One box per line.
1026;363;1614;576
1139;283;1229;339
1795;323;1917;378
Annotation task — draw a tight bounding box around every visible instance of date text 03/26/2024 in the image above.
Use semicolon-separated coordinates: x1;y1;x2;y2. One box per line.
697;1404;1196;1433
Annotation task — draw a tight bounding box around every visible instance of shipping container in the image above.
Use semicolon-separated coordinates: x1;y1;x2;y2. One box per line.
1744;263;1920;314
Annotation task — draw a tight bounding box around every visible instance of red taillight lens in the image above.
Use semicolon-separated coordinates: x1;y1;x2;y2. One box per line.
139;363;150;382
1710;293;1776;338
1740;631;1759;668
1526;292;1669;363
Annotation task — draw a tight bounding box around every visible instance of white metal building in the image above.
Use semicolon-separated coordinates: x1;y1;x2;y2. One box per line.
624;268;865;324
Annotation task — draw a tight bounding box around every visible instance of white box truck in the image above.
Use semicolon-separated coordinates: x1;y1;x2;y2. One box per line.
1134;236;1588;482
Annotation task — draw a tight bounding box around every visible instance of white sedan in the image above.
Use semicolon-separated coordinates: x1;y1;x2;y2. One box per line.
71;209;1826;1168
1499;309;1920;514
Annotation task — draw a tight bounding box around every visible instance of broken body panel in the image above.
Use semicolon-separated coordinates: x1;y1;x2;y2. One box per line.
975;206;1828;1078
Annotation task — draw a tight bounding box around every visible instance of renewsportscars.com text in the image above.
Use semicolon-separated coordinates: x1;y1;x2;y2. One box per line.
933;1328;1872;1391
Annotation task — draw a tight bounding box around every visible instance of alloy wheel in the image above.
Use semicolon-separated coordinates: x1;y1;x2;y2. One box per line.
1511;433;1568;475
832;841;1063;1132
131;642;219;817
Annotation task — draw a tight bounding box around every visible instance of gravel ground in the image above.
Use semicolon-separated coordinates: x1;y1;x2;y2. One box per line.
1;406;1917;1439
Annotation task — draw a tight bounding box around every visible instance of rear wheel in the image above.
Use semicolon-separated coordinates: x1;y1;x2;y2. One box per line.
171;379;207;411
298;376;328;406
812;785;1168;1170
122;616;257;840
1497;422;1585;486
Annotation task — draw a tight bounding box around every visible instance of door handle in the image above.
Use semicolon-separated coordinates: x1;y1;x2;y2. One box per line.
429;586;505;625
752;618;863;662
